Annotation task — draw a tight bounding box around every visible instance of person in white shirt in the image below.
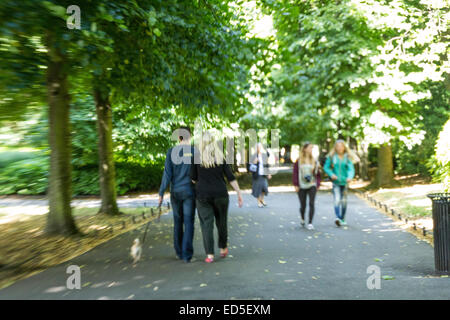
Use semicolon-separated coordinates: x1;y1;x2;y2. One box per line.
293;142;319;230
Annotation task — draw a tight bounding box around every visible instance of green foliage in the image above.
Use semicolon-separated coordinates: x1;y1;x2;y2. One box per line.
71;94;99;167
0;94;169;195
0;0;448;197
0;0;264;198
393;81;450;175
0;150;40;169
256;0;383;146
72;161;165;196
257;0;449;183
0;157;166;196
429;118;450;191
0;156;49;194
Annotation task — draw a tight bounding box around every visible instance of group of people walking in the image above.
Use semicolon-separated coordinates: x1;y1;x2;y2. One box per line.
158;126;356;264
292;140;356;230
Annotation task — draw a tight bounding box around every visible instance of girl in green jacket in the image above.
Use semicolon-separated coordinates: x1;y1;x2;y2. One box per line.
324;140;357;227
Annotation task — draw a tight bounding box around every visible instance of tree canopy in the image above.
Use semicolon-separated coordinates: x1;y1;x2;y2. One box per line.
0;0;448;233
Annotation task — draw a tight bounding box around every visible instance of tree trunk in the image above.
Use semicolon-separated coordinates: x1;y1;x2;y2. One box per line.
349;137;359;179
336;120;344;140
375;143;397;187
45;35;78;235
358;141;369;181
94;88;120;215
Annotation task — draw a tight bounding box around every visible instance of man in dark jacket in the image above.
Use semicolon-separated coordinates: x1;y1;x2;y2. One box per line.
158;127;195;263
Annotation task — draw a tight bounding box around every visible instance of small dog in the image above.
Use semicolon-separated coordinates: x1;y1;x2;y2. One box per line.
130;238;142;264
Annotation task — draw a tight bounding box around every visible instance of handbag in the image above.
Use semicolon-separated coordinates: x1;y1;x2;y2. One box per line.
315;170;321;189
249;163;258;173
315;161;321;189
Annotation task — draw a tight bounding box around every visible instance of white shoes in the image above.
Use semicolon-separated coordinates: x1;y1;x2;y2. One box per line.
301;220;314;230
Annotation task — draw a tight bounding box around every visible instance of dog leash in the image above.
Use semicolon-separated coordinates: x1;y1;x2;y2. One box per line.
141;203;164;244
157;202;163;222
141;220;151;244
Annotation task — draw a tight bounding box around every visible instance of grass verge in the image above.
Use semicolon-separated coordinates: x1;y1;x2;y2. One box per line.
352;174;444;246
0;206;168;289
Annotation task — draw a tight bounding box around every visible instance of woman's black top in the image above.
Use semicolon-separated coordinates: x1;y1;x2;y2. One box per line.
190;161;236;200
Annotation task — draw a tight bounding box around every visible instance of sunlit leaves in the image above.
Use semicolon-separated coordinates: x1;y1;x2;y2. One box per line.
259;0;448;151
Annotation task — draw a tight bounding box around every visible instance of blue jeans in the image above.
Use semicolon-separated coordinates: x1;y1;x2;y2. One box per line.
332;184;348;220
170;189;196;261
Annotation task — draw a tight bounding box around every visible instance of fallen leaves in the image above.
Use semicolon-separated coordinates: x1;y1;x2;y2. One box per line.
0;206;169;290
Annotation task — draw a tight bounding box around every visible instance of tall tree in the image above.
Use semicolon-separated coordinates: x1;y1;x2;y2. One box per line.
0;1;82;234
261;0;449;186
81;0;266;215
45;29;78;234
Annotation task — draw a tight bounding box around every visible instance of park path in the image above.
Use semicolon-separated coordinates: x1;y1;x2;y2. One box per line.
0;194;161;209
0;190;448;299
0;166;294;210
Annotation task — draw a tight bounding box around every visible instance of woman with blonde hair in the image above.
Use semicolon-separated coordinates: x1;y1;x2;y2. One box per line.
323;139;357;227
293;142;319;230
190;131;243;263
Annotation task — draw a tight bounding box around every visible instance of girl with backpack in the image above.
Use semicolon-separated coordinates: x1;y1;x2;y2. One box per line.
323;140;357;227
293;143;321;230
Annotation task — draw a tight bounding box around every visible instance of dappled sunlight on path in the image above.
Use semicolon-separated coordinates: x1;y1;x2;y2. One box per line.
1;191;448;299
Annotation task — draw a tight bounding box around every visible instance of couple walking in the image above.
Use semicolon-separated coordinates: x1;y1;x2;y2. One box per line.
158;127;243;264
293;140;356;229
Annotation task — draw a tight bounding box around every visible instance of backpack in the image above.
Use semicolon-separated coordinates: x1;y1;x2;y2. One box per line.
330;154;349;170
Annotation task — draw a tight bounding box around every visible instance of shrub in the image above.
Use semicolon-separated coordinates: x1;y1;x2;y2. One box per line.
429;119;450;192
0;156;49;195
72;160;165;196
0;156;166;196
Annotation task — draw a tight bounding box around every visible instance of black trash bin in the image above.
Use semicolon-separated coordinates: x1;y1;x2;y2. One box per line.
427;193;450;274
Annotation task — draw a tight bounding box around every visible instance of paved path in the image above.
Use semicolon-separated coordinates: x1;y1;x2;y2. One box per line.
0;195;161;209
0;167;294;209
0;190;448;299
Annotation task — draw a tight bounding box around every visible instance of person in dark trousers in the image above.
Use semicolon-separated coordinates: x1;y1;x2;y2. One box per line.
293;142;319;230
190;131;243;263
249;143;272;207
159;126;196;263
